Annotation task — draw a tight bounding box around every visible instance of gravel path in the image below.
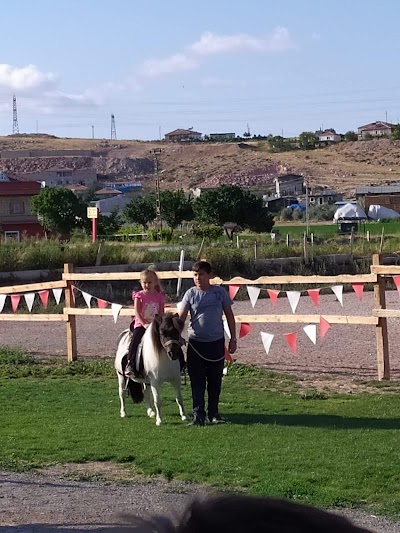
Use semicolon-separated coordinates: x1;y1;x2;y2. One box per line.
2;290;400;531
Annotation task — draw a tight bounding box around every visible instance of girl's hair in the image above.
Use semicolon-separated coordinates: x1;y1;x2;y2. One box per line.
140;269;162;293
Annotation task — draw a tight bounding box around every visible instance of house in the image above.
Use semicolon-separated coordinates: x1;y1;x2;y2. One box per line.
164;128;202;142
0;181;44;239
209;133;236;141
357;121;395;139
91;194;132;217
15;167;98;188
316;129;341;146
94;187;123;198
308;189;343;205
355;185;400;213
274;174;304;198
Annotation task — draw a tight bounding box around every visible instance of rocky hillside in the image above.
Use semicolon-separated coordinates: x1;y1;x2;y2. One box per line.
1;134;399;197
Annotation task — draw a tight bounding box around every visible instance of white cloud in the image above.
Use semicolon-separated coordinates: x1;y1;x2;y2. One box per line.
190;27;293;56
138;53;197;77
0;64;57;91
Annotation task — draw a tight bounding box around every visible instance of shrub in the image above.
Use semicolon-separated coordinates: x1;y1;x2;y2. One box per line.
192;224;222;240
292;208;304;221
280;207;293;221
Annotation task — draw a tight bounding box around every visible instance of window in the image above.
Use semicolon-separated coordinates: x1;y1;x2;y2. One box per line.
9;201;25;215
56;171;72;178
4;231;20;241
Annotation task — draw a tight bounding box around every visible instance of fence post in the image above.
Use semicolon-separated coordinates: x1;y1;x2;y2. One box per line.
64;263;77;362
286;234;290;247
254;241;258;260
372;254;390;380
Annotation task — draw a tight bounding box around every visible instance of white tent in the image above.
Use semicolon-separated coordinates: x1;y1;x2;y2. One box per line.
368;204;400;220
333;203;367;221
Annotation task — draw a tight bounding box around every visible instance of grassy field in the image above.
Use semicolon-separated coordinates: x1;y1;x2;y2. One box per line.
1;348;400;517
274;220;400;238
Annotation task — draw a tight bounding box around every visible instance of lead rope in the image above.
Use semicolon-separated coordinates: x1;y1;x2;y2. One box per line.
187;340;225;362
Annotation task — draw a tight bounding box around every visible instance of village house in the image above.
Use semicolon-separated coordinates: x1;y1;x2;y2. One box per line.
209;133;236;141
316;129;341;146
0;181;44;239
357;121;395;139
164;128;202;142
274;174;304;198
308;188;343;205
355;185;400;213
15;167;98;188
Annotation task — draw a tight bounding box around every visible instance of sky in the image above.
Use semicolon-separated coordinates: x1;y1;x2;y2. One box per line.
1;0;400;140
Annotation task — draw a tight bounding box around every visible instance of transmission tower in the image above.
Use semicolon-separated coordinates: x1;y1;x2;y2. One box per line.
12;94;19;134
110;113;117;140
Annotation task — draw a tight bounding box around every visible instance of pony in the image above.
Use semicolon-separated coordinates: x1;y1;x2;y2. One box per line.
115;312;187;426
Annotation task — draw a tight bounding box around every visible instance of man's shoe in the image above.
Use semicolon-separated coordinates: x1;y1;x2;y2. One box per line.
209;414;226;424
187;418;205;427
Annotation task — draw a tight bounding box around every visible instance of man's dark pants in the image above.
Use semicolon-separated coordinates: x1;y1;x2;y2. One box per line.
187;338;225;422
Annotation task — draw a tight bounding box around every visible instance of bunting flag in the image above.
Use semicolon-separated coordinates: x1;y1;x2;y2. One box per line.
39;290;49;309
286;291;301;314
111;303;123;323
176;301;183;313
267;289;280;305
52;288;63;305
11;294;21;313
223;320;231;339
393;275;400;296
260;332;274;355
71;285;76;305
229;284;240;300
352;283;364;301
239;322;252;338
247;286;260;308
307;288;320;307
224;345;233;362
24;292;35;312
81;291;92;308
284;332;297;353
97;298;108;309
331;285;343;306
0;294;6;313
303;324;317;345
320;316;331;339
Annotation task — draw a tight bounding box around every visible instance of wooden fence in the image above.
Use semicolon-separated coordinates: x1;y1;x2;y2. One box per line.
0;256;395;380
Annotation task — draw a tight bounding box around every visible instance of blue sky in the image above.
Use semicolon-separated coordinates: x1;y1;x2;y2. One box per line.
1;0;400;140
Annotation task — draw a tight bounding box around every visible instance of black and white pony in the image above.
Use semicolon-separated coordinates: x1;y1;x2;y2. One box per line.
115;313;187;426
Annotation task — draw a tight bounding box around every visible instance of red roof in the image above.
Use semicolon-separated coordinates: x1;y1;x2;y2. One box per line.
358;121;395;131
165;128;202;136
0;181;41;196
95;187;122;195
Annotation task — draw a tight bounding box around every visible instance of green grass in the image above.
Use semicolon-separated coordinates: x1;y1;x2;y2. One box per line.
276;220;400;238
1;349;400;517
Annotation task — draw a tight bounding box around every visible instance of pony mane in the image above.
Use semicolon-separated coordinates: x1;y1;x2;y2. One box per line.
142;320;164;373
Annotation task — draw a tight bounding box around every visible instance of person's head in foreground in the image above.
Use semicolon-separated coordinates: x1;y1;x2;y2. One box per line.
117;494;372;533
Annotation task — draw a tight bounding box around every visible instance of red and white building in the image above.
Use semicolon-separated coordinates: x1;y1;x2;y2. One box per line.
0;181;44;239
357;121;395;139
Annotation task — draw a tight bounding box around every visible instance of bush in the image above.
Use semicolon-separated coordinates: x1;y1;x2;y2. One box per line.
280;208;293;221
292;208;304;221
147;228;173;242
192;224;222;240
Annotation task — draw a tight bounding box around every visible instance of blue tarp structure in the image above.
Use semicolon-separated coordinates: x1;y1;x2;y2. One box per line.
289;204;306;211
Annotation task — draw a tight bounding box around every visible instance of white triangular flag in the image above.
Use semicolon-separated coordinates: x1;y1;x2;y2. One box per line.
331;285;343;306
247;286;261;308
260;332;274;355
52;288;63;305
0;294;6;313
81;291;92;308
24;292;35;312
303;324;317;345
286;291;301;314
223;320;231;339
111;303;123;323
176;301;183;313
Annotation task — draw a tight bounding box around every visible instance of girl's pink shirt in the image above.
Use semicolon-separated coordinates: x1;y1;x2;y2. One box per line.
133;290;165;328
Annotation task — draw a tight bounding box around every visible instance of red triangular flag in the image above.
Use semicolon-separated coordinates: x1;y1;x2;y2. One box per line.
352;283;364;301
229;285;240;300
284;332;297;353
307;288;320;307
267;289;280;305
320;316;331;339
97;298;108;309
393;275;400;295
39;290;49;309
224;345;233;362
11;294;21;313
239;322;253;338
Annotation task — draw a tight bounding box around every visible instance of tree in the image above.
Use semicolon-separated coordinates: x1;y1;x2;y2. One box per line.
298;131;316;150
160;189;193;230
344;130;358;142
98;207;123;235
31;187;87;236
392;124;400;140
193;185;274;233
124;195;156;229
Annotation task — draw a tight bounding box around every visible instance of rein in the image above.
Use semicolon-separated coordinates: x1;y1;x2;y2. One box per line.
187;340;225;362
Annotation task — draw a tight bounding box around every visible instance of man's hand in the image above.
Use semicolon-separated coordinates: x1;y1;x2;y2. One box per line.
228;338;237;354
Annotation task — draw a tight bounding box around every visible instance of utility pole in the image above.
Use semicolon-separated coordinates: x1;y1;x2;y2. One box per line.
385;111;388;123
150;148;163;239
92;125;95;139
36;120;39;134
305;179;310;237
12;94;19;134
111;113;117;140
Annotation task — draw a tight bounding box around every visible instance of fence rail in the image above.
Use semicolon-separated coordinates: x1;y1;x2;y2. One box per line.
0;256;397;380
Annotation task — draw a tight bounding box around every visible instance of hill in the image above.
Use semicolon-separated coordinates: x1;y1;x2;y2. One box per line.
1;134;400;196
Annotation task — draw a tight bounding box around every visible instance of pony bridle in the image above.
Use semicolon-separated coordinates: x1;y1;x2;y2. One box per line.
162;338;181;360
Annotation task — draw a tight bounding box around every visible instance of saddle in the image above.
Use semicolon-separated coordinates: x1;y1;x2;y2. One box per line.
126;336;145;379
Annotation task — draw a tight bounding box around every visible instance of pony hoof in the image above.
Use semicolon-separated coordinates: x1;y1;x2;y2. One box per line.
147;409;155;418
156;419;162;426
181;415;187;421
120;413;126;418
